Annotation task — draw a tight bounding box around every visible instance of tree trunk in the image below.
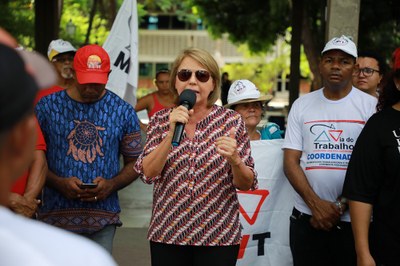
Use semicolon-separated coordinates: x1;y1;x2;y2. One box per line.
301;3;323;91
35;0;62;56
288;0;303;111
301;23;321;89
84;0;98;45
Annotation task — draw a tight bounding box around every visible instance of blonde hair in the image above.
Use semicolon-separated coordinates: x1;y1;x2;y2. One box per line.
169;48;221;107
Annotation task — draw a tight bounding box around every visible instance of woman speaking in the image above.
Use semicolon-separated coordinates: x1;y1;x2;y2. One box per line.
134;48;257;266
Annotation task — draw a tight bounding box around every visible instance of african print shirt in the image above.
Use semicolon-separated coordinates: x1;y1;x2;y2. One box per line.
134;105;257;246
35;90;142;234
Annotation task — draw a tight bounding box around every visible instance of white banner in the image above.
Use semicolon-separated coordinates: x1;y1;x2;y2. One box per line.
237;139;294;266
103;0;138;106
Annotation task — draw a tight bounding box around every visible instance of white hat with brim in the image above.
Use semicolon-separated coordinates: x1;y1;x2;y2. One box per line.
47;39;77;61
224;79;273;108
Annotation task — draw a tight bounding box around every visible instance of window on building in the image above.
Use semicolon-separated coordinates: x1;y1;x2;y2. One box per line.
139;14;203;30
148;16;158;30
139;62;171;78
139;63;153;77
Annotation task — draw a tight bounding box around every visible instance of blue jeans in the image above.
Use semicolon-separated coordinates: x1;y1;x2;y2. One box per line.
290;208;356;266
83;225;116;254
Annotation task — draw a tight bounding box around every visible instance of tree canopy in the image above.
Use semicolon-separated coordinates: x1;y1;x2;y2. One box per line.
1;0;399;92
193;0;400;89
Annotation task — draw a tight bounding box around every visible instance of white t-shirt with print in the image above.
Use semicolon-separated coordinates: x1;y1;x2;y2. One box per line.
282;87;377;222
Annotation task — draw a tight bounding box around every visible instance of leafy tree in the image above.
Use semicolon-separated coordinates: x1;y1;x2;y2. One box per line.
192;0;400;90
192;0;290;52
222;32;310;95
358;0;400;61
0;0;35;48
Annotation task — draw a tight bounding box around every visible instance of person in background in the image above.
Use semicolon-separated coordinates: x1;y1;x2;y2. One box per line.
35;44;142;253
225;79;282;140
0;27;48;218
220;71;232;105
390;48;400;69
34;39;77;104
135;69;176;131
0;41;116;266
282;35;377;266
9;120;47;218
342;47;400;266
353;50;386;97
134;48;257;266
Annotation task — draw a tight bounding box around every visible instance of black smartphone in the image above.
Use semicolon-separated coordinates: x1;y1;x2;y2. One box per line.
79;182;98;189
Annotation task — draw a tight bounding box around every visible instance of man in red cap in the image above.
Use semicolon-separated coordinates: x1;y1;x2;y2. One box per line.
0;37;117;265
35;44;143;253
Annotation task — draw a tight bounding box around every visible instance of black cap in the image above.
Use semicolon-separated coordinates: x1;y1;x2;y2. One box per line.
0;44;38;132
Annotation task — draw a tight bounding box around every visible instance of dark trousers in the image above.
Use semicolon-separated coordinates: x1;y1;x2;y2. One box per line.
290;208;356;266
150;241;240;266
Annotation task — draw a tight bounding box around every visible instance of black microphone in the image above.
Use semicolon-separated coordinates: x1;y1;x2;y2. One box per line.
172;89;197;147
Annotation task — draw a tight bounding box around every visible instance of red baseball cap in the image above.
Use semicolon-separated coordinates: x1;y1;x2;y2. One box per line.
73;44;110;84
392;47;400;71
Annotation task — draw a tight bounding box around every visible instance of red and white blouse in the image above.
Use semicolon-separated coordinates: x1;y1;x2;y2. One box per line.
134;105;257;246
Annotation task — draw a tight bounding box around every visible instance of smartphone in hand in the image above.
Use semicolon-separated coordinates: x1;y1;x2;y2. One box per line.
79;182;98;189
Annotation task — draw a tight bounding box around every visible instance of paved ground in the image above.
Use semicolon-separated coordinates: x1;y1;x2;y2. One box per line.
113;179;153;266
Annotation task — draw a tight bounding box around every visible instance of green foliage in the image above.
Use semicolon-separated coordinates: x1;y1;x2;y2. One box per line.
358;0;400;62
221;32;311;95
0;0;35;48
192;0;290;52
60;0;126;47
1;0;398;86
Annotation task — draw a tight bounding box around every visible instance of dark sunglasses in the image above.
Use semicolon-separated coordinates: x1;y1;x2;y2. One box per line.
52;55;74;63
177;69;211;83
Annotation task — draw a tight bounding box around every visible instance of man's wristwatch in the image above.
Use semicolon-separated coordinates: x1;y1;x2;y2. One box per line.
335;197;348;214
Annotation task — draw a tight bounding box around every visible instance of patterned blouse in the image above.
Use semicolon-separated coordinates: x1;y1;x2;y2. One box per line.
134;105;257;246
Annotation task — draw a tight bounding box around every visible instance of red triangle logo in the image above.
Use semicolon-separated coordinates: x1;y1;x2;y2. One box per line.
329;130;342;141
237;189;269;225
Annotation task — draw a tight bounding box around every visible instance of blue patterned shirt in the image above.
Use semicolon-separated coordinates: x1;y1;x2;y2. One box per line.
35;90;142;234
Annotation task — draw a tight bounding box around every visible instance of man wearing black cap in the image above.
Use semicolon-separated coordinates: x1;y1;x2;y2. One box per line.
0;43;116;265
282;36;377;266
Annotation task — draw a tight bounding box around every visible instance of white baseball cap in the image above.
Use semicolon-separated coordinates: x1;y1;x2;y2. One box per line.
224;79;272;108
321;35;357;58
47;39;76;61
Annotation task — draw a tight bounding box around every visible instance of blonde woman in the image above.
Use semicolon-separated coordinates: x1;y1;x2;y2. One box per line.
134;48;257;266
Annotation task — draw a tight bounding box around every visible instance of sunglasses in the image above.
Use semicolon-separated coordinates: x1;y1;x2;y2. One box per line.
52;55;74;63
177;69;211;83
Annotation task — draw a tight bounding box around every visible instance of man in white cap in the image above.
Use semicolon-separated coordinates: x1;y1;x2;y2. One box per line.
35;39;77;104
282;35;377;266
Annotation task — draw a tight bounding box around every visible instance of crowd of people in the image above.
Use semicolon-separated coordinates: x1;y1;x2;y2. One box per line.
2;23;400;266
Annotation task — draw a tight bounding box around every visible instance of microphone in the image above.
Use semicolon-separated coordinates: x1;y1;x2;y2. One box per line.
171;89;197;147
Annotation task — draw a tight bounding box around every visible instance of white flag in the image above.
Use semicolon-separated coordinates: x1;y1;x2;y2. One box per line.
103;0;138;106
237;139;294;266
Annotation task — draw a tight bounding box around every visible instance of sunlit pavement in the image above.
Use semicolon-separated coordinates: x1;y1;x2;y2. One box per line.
113;178;153;265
